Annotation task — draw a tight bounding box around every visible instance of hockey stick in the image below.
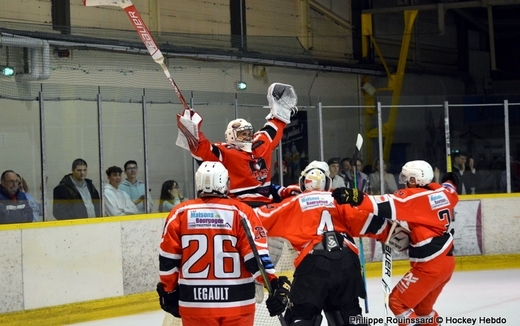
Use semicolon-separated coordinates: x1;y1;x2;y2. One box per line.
352;133;369;313
382;221;398;326
239;216;288;326
83;0;199;150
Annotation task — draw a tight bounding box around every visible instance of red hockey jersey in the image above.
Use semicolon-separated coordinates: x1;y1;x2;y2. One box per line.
357;182;459;263
190;119;285;204
159;196;276;317
255;191;373;267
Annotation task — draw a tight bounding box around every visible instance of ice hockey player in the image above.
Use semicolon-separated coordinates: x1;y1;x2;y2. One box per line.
176;82;301;302
255;160;372;326
333;160;459;326
176;82;300;206
156;161;291;326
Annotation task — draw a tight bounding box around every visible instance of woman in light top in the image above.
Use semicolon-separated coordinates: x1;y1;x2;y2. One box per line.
159;180;187;213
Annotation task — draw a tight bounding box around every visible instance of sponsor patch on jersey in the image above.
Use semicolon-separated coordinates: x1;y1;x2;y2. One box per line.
299;194;335;211
428;192;449;210
187;209;233;230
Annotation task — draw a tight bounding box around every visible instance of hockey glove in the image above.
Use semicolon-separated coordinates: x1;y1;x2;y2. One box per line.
331;187;364;206
156;282;180;318
265;276;291;317
266;83;298;124
384;222;411;252
441;172;459;191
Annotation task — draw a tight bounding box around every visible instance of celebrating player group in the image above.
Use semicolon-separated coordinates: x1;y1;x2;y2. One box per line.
155;81;459;326
79;2;460;325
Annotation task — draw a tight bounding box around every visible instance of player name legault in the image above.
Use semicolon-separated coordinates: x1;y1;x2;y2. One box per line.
193;287;230;300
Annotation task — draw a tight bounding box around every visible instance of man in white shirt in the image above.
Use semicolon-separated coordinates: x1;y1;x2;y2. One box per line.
327;157;346;190
103;166;138;216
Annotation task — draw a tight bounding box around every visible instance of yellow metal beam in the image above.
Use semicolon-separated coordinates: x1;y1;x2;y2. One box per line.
362;11;418;163
361;13;372;58
383;10;418;162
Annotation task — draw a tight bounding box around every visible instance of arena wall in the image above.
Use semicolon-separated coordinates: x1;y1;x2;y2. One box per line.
0;195;519;325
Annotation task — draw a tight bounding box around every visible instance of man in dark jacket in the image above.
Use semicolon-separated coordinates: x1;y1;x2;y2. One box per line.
53;158;101;220
0;170;33;224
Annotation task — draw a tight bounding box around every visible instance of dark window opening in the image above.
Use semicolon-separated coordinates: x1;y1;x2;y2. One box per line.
51;0;71;35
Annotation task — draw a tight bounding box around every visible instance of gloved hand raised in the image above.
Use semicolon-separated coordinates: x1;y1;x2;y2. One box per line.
266;83;298;124
156;282;180;318
331;187;364;206
441;172;459;191
265;276;291;317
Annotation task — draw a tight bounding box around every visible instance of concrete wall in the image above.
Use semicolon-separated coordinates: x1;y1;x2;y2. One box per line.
1;195;519;314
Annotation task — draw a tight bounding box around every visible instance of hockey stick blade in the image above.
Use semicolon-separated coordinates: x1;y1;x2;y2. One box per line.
355;133;363;152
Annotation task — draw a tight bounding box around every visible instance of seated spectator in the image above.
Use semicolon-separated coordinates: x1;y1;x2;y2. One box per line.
327;157;346;189
369;158;398;195
53;158;101;220
159;180;187;213
17;173;42;222
0;170;33;224
119;160;153;214
103;166;138;216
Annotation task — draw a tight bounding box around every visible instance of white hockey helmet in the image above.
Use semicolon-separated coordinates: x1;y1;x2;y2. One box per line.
399;160;434;187
225;118;254;152
299;160;331;192
195;161;230;196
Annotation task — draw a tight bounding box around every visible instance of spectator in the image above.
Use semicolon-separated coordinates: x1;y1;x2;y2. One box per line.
327;157;346;189
339;157;353;185
340;158;371;193
103;166;138;216
53;158;101;220
452;151;478;194
362;164;373;176
119;160;152;214
17;173;42;222
0;170;33;224
369;158;398;195
355;158;371;194
158;180;187;213
272;161;294;187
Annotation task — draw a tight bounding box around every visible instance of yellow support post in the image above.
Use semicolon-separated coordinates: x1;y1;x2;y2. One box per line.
361;13;372;59
383;10;418;163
